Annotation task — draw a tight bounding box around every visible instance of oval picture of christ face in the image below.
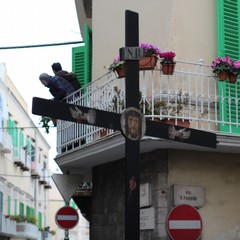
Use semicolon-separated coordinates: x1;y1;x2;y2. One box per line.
120;107;146;141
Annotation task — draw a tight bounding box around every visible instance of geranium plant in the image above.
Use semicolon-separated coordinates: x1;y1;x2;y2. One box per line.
229;60;240;75
211;56;231;74
139;43;161;57
160;51;176;64
108;43;161;71
108;56;125;71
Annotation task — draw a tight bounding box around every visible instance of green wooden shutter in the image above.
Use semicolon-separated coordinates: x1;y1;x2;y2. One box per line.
84;23;92;84
72;46;85;87
20;130;24;148
8;118;19;157
27;206;31;217
14;199;17;215
217;0;240;133
8;196;11;215
19;202;24;216
72;23;92;87
38;212;42;229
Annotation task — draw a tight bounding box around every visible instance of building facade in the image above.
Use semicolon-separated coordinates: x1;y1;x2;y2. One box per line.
0;63;53;240
46;1;240;239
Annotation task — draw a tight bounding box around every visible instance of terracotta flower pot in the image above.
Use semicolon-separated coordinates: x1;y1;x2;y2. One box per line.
228;73;238;83
115;67;125;78
139;56;158;70
217;71;228;81
161;63;175;75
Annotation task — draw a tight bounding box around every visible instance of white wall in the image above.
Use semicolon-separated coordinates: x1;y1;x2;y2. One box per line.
92;0;217;79
169;150;240;239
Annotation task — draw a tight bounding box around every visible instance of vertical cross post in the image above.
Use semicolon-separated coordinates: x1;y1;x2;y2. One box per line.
124;10;140;240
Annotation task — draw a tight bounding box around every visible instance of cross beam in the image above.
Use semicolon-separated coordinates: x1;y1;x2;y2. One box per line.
32;97;217;148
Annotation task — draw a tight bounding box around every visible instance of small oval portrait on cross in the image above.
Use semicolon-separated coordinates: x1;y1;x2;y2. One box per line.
120;107;146;141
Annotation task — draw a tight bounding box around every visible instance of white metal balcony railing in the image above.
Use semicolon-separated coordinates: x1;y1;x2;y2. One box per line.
56;59;240;154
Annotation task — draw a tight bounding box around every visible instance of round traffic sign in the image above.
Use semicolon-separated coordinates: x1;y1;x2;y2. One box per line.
55;206;79;229
166;204;202;240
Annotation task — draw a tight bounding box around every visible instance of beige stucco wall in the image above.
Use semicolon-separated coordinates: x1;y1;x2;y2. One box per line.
168;150;240;240
92;0;217;79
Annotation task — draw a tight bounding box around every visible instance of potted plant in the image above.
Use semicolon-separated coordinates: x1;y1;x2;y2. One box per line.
228;60;240;83
159;51;176;75
108;56;125;78
211;56;231;81
152;90;190;127
108;43;161;77
139;43;161;70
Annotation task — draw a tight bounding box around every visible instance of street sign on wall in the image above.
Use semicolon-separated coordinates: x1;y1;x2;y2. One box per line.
166;204;202;240
55;206;79;230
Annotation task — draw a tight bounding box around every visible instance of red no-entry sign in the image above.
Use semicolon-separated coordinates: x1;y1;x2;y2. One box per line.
55;206;79;229
166;204;202;240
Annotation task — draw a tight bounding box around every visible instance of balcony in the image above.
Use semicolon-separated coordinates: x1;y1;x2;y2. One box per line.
30;161;42;179
13;148;30;171
0;131;13;154
0;214;17;236
54;60;240;176
16;221;38;239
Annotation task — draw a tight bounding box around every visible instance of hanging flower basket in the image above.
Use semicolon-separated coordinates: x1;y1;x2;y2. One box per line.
228;73;238;83
161;63;175;75
139;55;158;70
115;67;125;78
160;51;176;75
217;71;228;81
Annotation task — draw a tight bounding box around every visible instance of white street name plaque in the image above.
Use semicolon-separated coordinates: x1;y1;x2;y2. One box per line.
173;184;204;207
140;208;155;230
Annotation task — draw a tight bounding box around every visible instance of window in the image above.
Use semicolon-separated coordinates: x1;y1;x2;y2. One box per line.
217;0;240;133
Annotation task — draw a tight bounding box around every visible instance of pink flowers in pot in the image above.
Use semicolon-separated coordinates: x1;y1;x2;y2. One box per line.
211;56;231;74
229;60;240;75
139;43;161;57
211;56;240;82
159;51;176;64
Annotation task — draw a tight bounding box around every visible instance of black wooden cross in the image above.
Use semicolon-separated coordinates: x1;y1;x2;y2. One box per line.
32;10;217;240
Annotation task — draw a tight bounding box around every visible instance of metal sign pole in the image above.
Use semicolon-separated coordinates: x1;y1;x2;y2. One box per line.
64;229;69;240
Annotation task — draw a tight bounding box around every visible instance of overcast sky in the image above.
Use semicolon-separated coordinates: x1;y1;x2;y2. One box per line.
0;0;82;170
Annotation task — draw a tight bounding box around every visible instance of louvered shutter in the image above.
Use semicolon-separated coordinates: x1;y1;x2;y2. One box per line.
72;24;92;87
38;212;42;229
19;202;24;216
217;0;240;133
84;24;92;84
8;196;11;215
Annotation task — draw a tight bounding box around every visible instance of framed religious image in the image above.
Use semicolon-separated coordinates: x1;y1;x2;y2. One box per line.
120;107;146;141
